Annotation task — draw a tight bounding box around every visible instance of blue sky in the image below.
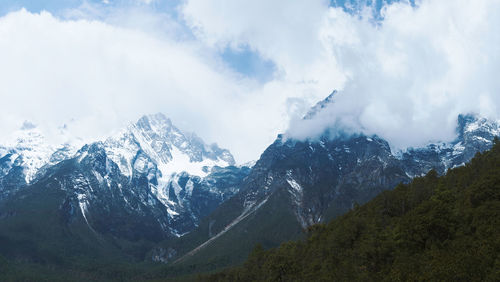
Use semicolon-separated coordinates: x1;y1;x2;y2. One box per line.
0;0;273;81
331;0;415;16
0;0;406;82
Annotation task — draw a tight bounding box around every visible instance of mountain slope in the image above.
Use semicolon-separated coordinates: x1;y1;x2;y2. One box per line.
0;164;156;281
77;113;244;237
168;111;499;272
208;139;500;281
0;114;250;280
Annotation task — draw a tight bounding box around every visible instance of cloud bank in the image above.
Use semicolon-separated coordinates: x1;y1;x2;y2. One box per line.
285;0;500;149
0;6;333;162
1;0;499;162
182;0;500;150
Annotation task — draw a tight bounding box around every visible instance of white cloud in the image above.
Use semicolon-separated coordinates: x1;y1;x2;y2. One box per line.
182;0;500;149
0;3;346;163
0;9;287;162
282;0;500;149
1;0;500;163
182;0;343;87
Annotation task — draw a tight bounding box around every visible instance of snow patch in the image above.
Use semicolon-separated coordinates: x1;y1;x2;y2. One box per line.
157;146;229;180
286;171;302;192
104;132;138;178
465;122;480;133
473;136;492;143
78;151;88;163
185;179;194;197
77;194;92;228
92;170;104;184
453;142;465;156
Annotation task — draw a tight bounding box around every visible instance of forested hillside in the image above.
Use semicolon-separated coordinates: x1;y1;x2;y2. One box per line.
208;139;500;281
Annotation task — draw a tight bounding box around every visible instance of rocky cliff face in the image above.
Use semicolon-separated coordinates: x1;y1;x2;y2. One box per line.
241;113;499;230
173;107;499;268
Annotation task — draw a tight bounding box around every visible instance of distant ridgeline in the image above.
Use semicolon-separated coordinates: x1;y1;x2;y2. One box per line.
207;139;500;281
0;107;499;280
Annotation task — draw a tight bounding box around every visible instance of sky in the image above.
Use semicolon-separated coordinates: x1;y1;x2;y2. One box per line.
0;0;499;162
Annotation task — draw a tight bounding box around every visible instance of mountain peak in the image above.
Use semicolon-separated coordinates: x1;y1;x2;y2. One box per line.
70;113;242;237
1;126;53;183
303;90;337;120
135;113;174;134
138;112;172;126
20;120;37;131
458;113;499;133
100;113;235;179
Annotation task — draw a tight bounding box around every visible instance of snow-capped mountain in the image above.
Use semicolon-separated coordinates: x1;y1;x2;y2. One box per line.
67;113;247;237
103;113;234;179
171;99;500;267
0;122;78;199
1;105;499;268
303;90;337;120
100;113;235;224
0;113;249;240
399;114;500;178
